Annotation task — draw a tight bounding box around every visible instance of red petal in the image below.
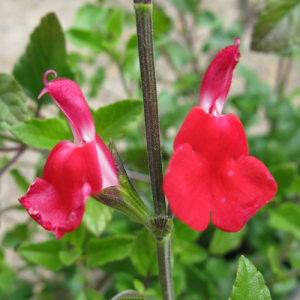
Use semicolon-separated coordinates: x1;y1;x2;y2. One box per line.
40;72;95;144
199;38;240;115
164;108;277;231
163;144;210;231
95;135;120;188
174;107;248;160
19;179;90;239
210;155;277;232
20;140;102;239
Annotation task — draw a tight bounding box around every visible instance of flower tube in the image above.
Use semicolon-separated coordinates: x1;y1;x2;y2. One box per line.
163;39;277;232
19;70;119;239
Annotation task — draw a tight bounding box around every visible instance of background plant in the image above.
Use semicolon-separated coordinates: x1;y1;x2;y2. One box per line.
1;0;300;299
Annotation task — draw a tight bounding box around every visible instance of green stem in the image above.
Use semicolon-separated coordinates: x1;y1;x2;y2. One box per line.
134;1;174;299
156;236;174;299
134;1;166;217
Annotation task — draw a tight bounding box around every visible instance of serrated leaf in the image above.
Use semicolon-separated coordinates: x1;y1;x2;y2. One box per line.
59;248;82;266
94;100;143;144
209;227;246;255
130;227;158;276
229;256;271;300
87;235;135;267
269;202;300;239
83;198;113;237
10;118;72;150
0;74;27;126
13;13;74;102
18;240;65;271
251;1;300;52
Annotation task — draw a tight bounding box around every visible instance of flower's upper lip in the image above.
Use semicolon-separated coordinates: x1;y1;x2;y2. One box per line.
199;38;240;116
38;70;96;145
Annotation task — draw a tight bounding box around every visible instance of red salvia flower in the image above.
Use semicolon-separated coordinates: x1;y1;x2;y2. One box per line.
19;70;120;239
163;39;277;232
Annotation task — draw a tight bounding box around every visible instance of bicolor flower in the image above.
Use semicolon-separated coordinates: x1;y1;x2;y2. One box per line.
19;70;120;239
163;38;277;232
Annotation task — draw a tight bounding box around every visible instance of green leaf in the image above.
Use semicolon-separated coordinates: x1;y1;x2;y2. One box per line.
63;223;85;247
59;248;82;266
2;224;29;248
130;227;158;276
178;242;208;265
83;198;113;237
174;219;201;242
10;118;72;150
171;0;200;13
18;240;65;271
229;255;271;300
152;5;172;37
106;9;123;45
66;29;104;53
75;289;104;300
269;202;300;239
74;4;107;31
269;163;297;193
87;235;135;266
118;298;145;300
209;227;246;255
133;279;145;294
164;42;192;69
89;67;105;97
94;100;143;144
13;13;74;102
10;169;29;193
251;0;300;52
0;74;27;126
267;245;286;281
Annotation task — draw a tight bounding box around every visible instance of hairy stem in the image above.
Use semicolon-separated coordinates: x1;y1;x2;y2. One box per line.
134;1;174;299
134;0;166;217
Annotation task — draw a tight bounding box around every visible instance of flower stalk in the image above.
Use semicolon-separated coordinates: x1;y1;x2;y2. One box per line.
134;1;175;299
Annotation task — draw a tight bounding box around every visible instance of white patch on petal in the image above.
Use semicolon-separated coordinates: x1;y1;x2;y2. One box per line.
29;207;39;215
228;170;234;176
221;198;226;203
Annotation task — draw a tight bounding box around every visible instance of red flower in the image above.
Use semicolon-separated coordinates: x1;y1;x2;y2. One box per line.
19;71;119;239
163;39;277;232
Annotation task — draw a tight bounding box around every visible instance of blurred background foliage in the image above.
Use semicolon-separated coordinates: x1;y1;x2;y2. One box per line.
1;0;300;299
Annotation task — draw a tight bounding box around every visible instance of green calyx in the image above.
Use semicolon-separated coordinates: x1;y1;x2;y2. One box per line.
94;140;149;224
149;217;173;241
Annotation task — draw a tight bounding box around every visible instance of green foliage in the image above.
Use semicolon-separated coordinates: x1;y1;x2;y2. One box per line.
0;74;27;126
130;227;158;276
229;256;271;300
83;198;113;237
13;13;74;102
269;203;300;239
2;0;300;299
10;118;72;150
87;235;135;266
18;240;65;271
94;100;143;144
209;227;247;255
252;0;300;52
